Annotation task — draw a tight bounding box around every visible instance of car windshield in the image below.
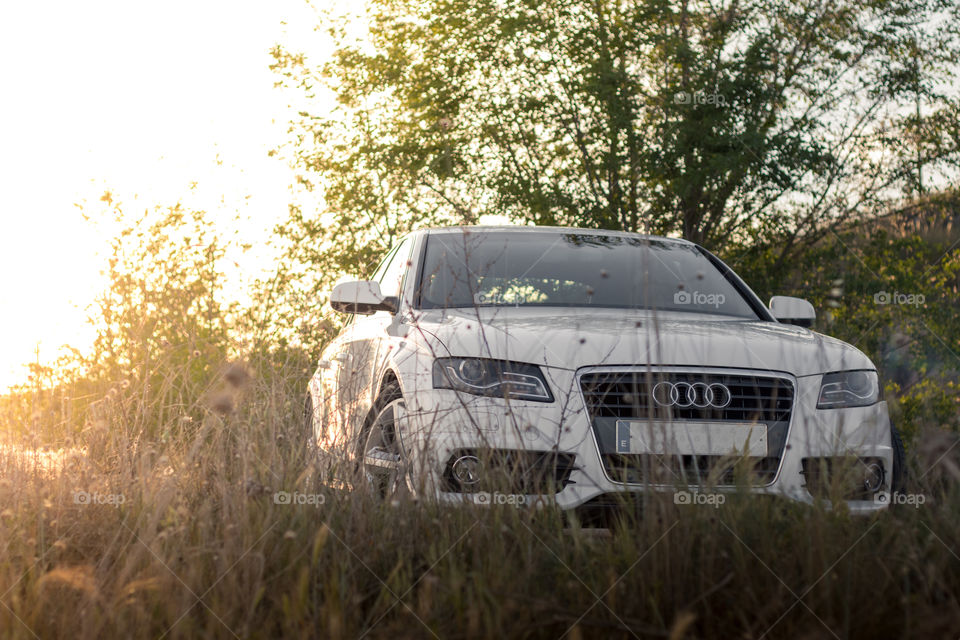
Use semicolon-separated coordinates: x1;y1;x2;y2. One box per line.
417;230;760;318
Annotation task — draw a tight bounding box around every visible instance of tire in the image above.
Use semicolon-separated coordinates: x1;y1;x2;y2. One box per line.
890;420;907;494
361;385;408;500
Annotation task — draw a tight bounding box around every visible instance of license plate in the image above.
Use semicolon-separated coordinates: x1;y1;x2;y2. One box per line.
615;420;767;456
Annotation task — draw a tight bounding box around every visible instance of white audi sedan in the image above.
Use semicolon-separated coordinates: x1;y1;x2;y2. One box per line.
306;226;904;516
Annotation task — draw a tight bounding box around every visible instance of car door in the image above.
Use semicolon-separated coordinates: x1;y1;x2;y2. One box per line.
316;247;398;454
337;237;414;446
316;319;353;454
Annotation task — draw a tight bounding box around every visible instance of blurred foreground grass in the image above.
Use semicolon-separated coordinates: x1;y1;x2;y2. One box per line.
2;356;960;640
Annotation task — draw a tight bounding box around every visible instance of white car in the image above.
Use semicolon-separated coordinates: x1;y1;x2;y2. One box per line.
306;226;905;516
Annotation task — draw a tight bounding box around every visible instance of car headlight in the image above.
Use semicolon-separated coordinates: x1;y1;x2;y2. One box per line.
432;358;554;402
817;370;880;409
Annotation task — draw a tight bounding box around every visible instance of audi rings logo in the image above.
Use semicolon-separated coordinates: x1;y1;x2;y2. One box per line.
652;381;732;409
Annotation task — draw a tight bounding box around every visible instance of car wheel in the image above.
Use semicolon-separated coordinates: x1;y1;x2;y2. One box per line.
362;390;408;500
891;420;907;494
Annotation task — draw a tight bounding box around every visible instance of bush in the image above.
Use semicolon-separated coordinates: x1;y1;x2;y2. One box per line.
729;190;960;445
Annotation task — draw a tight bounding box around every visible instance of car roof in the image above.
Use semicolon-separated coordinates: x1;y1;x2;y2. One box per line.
419;225;695;246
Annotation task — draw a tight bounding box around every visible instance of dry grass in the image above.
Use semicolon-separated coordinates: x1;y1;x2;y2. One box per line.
2;356;960;640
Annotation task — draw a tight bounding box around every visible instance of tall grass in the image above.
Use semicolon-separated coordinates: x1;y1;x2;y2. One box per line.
3;203;958;638
2;351;960;640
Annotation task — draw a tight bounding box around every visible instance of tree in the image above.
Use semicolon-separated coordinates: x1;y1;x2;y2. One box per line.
273;0;960;274
83;199;233;439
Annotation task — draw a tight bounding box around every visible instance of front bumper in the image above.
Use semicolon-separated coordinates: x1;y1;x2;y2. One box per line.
398;367;893;515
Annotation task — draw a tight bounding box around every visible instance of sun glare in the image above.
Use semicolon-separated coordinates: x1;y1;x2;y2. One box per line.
0;0;330;391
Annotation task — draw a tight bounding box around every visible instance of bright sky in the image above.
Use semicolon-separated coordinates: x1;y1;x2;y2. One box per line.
0;0;334;390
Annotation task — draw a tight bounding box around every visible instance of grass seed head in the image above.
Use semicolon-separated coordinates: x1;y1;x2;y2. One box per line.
224;362;251;388
210;391;234;415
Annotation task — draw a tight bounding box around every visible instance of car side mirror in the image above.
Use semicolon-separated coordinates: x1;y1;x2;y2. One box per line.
329;280;398;315
769;296;816;327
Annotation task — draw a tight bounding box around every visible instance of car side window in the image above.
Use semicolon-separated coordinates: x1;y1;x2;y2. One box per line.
370;246;399;285
377;238;412;300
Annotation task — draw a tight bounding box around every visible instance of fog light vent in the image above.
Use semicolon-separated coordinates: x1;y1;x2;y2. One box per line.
801;456;885;500
451;455;482;487
442;448;577;494
862;461;885;494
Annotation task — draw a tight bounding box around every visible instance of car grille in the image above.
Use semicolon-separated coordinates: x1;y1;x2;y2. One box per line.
579;370;794;486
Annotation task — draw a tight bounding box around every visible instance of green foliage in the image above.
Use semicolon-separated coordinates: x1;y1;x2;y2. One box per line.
733;188;960;443
0;200;239;444
274;0;960;262
894;378;960;443
0;352;92;443
85;202;234;440
266;0;960;360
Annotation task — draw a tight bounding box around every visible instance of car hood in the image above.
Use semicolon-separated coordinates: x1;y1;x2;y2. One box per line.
412;307;873;377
